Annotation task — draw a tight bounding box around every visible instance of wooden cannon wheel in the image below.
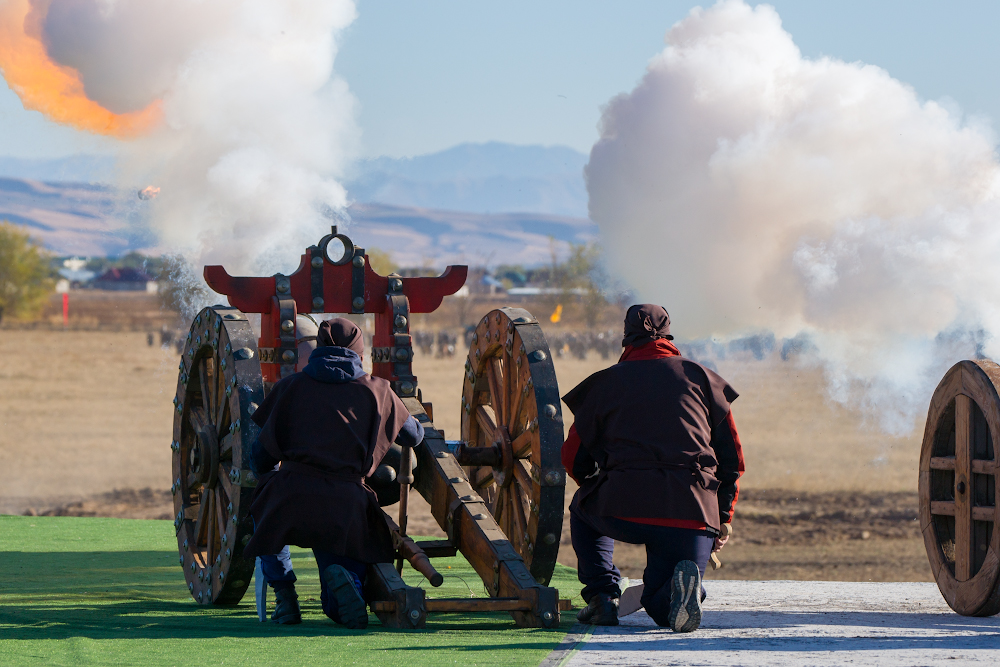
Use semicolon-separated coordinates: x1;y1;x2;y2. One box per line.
460;308;566;585
920;359;1000;616
171;306;265;605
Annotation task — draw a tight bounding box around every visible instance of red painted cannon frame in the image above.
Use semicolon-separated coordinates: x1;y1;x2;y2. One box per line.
197;227;567;628
204;226;467;394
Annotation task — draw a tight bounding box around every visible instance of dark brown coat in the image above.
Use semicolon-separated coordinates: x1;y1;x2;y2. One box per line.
562;356;737;532
244;370;410;563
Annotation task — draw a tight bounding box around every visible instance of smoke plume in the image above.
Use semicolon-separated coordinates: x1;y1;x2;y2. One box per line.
586;0;1000;433
1;0;359;276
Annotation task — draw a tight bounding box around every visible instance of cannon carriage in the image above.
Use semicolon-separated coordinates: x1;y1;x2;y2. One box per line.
169;227;569;627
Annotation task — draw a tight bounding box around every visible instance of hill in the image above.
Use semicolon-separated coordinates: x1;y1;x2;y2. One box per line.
0;177;596;264
346;142;588;217
0;177;152;256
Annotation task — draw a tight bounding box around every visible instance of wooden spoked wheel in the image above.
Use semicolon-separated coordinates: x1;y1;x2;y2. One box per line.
460;308;566;585
920;359;1000;616
172;306;265;605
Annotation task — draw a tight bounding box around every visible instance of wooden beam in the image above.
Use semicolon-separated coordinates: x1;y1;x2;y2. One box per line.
198;359;214;419
929;457;956;470
973;506;996;522
414;540;457;558
511;429;534;459
971;459;996;474
931;501;955;516
476;405;497;445
431;598;529;613
486;359;505;427
370;598;574;613
955;393;973;582
507;363;525;433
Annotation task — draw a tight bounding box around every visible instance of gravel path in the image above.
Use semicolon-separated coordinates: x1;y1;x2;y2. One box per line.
558;581;1000;666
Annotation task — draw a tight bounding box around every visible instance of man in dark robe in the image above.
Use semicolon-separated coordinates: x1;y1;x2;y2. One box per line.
562;304;744;632
244;318;424;628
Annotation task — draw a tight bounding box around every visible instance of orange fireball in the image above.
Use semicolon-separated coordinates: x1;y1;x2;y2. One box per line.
0;0;161;137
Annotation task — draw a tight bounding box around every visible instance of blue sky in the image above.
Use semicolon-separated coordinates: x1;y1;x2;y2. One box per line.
2;0;1000;159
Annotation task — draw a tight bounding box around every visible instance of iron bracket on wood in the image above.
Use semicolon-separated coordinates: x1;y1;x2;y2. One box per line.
274;279;297;378
351;246;366;313
365;562;426;629
309;246;325;312
389;292;417;397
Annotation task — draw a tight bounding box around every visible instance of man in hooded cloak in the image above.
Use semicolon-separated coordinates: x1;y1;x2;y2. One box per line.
561;305;744;632
243;318;424;628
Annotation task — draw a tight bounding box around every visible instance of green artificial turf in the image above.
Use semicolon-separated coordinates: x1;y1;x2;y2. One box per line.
0;515;585;666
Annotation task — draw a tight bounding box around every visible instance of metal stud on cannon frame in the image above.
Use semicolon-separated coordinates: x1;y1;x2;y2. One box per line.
170;227;570;627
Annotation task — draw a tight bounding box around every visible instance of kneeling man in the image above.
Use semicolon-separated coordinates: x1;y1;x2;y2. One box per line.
562;305;744;632
244;318;423;628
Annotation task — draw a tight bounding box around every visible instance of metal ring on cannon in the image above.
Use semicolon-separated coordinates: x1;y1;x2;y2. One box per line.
318;228;355;265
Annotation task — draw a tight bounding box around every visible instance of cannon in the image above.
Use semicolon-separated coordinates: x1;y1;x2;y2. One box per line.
169;227;569;627
920;360;1000;616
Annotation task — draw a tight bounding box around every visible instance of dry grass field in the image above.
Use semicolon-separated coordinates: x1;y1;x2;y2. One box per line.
0;304;933;583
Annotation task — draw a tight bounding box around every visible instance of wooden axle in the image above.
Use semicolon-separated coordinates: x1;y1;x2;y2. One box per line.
453;441;501;467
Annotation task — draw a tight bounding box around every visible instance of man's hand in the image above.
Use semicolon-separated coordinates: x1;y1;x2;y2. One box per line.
713;523;732;553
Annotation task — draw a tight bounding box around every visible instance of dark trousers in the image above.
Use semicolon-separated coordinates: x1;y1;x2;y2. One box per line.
570;498;714;626
260;549;367;623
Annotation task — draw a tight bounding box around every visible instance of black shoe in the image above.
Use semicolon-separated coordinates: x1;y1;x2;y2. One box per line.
323;565;368;629
271;586;302;624
668;560;702;633
576;594;619;626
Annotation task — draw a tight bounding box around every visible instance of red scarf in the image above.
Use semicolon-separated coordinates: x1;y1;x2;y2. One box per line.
618;338;680;363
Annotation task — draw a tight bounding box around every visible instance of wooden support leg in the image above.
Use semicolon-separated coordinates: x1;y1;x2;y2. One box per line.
365;562;427;629
397;442;413;574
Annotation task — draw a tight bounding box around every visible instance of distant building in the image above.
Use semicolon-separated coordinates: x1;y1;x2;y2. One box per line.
57;267;96;284
58;257;96;286
92;267;158;292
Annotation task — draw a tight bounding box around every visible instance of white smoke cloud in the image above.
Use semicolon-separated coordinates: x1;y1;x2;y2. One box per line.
38;0;359;275
586;0;1000;433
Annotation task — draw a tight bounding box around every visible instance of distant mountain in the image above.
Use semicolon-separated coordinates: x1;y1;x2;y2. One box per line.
344;142;589;217
0;155;116;183
347;202;596;267
0;143;590;217
0;176;596;264
0;142;594;260
0;177;153;256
